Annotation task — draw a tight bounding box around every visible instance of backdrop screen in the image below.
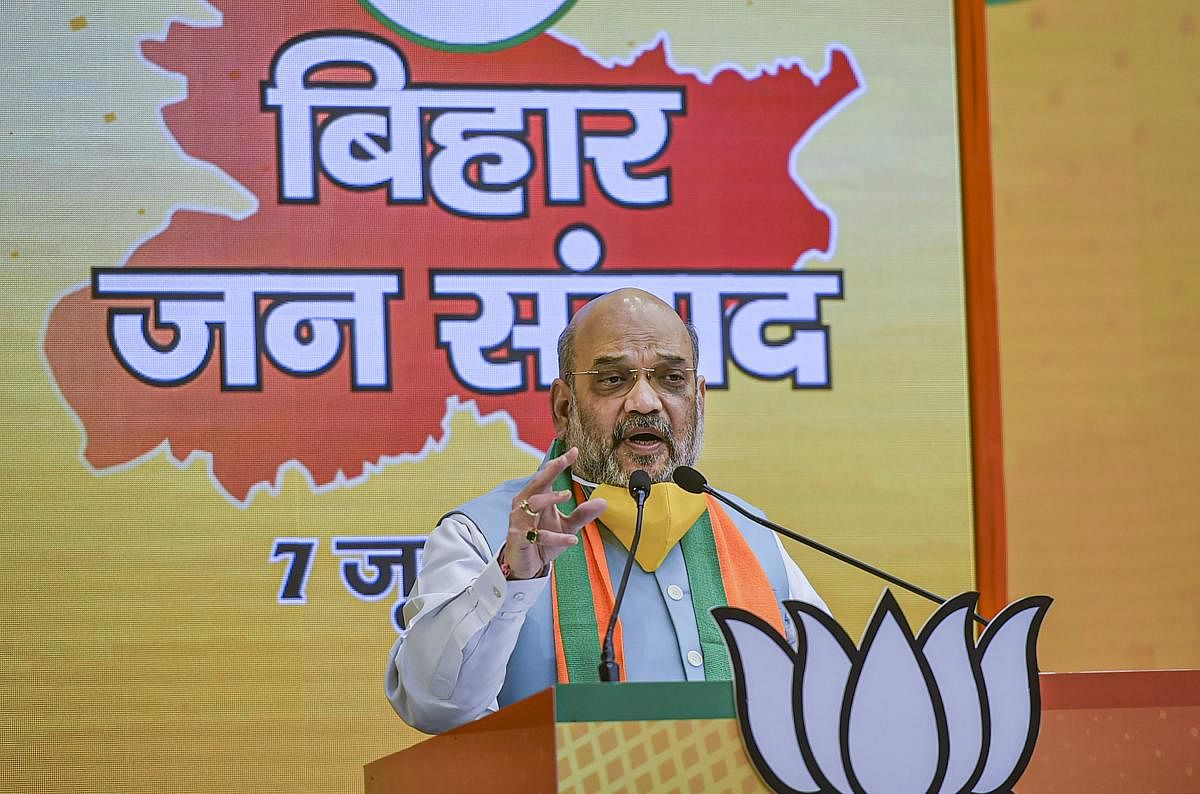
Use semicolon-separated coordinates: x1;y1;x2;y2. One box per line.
2;2;978;790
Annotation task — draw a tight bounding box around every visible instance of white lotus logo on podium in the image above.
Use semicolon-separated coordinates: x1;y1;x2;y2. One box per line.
714;591;1051;794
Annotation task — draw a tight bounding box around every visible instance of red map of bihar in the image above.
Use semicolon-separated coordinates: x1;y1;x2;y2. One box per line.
43;1;861;504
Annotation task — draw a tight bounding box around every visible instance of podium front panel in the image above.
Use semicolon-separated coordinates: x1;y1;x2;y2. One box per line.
553;682;767;792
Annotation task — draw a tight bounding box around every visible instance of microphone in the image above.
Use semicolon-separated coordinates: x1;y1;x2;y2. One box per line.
599;469;651;682
628;468;653;503
672;466;989;627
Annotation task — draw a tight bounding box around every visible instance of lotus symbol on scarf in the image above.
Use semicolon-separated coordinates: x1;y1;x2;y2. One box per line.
713;591;1051;794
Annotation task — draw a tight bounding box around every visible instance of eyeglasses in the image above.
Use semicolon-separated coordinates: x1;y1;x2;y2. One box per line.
566;366;697;397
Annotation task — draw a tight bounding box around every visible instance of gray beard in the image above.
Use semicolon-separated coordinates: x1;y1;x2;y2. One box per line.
563;390;703;486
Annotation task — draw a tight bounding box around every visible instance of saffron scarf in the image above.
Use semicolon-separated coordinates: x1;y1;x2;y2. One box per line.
548;465;786;683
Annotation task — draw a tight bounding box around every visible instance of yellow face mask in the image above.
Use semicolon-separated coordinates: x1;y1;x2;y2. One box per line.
575;475;709;572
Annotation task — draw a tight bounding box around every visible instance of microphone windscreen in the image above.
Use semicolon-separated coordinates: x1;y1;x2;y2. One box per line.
628;469;652;499
672;466;707;494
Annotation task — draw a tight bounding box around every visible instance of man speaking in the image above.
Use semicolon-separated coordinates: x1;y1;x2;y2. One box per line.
386;288;826;733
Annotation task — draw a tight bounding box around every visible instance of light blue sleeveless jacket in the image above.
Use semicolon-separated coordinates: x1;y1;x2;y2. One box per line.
448;476;797;708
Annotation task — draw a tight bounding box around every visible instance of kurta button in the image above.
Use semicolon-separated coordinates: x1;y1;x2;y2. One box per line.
513;592;526;602
492;586;503;599
687;650;703;667
667;584;684;601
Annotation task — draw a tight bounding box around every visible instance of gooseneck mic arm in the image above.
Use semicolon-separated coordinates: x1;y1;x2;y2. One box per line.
599;469;652;682
672;466;989;627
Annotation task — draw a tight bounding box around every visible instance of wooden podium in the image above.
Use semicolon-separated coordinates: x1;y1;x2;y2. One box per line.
366;671;1200;793
365;682;754;792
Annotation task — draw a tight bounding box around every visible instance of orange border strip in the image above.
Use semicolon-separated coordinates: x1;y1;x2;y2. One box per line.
954;0;1008;618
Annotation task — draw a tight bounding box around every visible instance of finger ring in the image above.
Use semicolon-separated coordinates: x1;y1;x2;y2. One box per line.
518;499;538;518
525;529;539;544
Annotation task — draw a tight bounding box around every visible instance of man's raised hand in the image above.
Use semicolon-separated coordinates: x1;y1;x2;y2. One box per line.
503;446;607;580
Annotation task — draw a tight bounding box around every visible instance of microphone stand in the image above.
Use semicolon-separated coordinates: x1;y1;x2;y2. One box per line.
675;467;989;627
599;470;650;682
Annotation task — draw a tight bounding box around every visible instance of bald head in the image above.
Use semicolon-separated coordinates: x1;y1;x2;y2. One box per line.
557;288;698;379
551;288;705;484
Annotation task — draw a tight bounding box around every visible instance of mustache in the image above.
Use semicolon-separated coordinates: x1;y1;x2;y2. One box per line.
611;413;675;454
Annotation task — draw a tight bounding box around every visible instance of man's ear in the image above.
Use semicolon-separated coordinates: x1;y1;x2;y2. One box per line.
550;378;571;436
